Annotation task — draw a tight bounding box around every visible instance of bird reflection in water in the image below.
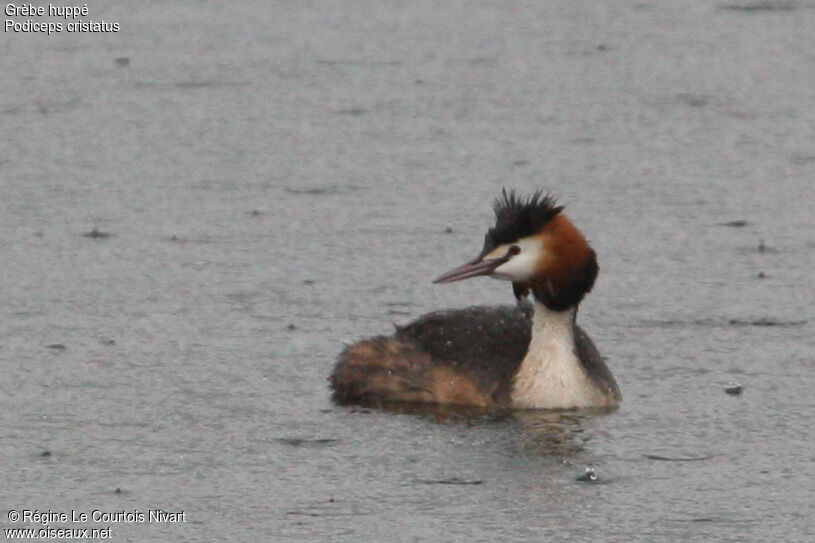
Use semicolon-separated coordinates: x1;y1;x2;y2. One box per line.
344;400;616;457
513;407;616;457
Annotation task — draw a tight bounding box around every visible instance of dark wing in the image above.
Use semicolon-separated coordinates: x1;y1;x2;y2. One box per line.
395;305;531;403
574;325;622;402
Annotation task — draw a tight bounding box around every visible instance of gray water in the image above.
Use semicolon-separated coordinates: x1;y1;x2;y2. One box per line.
1;1;814;541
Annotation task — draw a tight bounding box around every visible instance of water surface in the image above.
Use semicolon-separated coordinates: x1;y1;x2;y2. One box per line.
1;1;813;541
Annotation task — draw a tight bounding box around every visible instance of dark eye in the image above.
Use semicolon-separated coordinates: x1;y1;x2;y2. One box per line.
508;245;521;256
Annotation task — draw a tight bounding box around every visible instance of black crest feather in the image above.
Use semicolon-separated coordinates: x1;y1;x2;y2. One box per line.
485;189;563;250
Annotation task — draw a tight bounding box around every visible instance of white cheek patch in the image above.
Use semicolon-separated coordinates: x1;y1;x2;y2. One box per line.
486;237;544;282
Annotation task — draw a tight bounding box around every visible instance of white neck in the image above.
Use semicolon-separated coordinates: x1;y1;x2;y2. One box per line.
511;302;609;409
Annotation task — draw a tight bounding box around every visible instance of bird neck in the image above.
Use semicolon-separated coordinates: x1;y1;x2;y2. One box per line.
511;301;603;409
529;302;577;349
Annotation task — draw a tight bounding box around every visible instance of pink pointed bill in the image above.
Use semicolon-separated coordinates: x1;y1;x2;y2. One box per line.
433;256;509;284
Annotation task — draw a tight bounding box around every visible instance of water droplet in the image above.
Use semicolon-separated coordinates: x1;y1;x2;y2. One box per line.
724;384;744;395
576;466;597;482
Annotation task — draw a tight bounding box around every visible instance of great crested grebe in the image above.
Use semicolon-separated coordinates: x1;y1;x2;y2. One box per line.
330;190;621;410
